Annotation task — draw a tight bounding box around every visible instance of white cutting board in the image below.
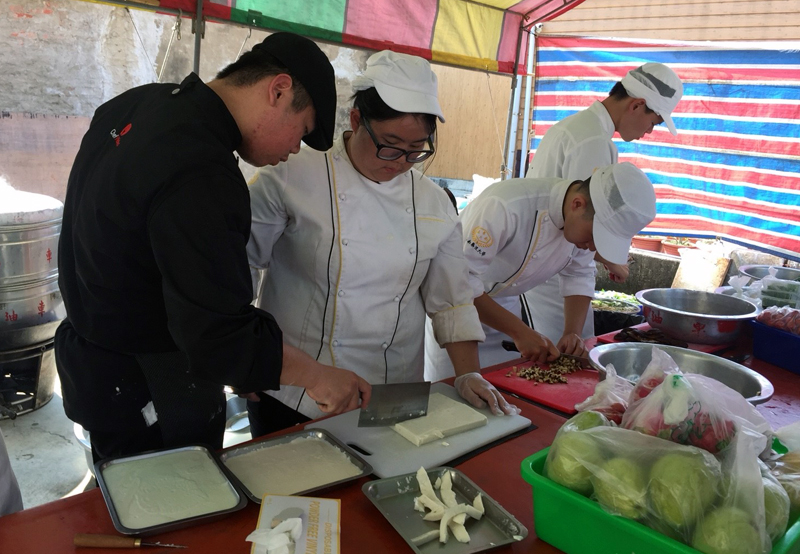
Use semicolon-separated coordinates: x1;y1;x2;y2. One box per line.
306;382;531;478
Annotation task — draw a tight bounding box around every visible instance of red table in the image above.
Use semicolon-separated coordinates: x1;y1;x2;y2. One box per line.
1;338;797;554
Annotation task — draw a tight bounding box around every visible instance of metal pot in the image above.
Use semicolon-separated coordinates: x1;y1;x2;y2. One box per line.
0;219;60;287
0;275;66;349
738;264;800;284
0;190;65;350
588;343;773;405
636;288;759;345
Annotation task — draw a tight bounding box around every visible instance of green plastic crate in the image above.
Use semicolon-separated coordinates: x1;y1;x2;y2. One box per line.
521;447;800;554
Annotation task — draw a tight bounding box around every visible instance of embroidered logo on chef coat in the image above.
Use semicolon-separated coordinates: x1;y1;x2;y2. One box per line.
110;123;132;147
470;227;493;248
467;226;492;256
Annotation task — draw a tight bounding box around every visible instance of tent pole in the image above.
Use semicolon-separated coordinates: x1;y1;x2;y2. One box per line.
501;23;525;180
193;0;203;74
518;31;535;177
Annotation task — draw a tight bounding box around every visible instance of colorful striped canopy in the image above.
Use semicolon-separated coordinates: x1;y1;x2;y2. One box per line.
532;36;800;262
158;0;584;74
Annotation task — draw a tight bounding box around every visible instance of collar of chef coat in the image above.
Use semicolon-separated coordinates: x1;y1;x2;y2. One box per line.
546;177;572;231
587;100;616;139
175;73;242;153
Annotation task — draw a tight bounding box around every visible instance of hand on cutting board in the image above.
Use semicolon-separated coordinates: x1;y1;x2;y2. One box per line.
454;373;521;416
557;333;588;357
306;364;372;414
511;328;560;365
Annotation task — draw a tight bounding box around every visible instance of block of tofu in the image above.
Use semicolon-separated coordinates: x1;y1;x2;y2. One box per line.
392;393;488;447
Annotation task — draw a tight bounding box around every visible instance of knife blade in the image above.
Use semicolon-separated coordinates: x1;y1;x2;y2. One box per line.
500;340;592;369
357;382;431;427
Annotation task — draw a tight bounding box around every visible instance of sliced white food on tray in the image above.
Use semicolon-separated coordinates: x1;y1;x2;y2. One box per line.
392;393;488;446
411;466;485;545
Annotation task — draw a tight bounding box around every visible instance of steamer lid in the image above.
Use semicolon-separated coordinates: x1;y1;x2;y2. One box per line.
0;185;63;226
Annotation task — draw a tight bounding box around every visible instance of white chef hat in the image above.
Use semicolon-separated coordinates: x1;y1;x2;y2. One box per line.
590;163;657;265
621;63;683;135
352;50;445;122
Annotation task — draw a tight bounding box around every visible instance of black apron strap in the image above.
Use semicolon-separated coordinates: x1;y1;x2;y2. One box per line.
134;351;226;450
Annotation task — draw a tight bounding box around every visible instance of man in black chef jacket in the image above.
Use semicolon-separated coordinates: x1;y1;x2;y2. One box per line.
55;32;371;462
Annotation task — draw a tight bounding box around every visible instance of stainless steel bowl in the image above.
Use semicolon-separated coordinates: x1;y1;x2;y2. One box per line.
739;264;800;284
588;343;773;405
636;288;759;345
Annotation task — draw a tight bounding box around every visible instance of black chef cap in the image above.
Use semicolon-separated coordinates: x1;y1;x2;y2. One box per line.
252;32;336;151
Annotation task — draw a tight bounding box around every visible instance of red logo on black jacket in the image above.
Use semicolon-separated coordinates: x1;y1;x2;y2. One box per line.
110;123;132;146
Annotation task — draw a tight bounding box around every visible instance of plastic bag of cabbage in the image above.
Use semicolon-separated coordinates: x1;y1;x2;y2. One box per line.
543;412;793;554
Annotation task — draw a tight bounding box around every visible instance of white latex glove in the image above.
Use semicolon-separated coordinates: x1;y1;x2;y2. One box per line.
453;373;521;416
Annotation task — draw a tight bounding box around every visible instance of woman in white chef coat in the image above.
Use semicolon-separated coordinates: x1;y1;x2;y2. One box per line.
246;50;518;436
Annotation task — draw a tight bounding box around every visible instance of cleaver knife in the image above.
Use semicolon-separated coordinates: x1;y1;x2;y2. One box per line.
357;382;431;427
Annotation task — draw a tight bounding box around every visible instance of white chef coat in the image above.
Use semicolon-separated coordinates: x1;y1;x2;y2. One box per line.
523;100;619;343
424;177;596;380
0;429;23;517
247;136;484;419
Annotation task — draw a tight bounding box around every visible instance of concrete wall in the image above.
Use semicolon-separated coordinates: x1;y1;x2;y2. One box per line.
0;0;376;200
1;0;513;201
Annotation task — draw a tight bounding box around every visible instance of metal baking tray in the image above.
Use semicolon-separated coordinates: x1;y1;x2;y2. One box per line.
362;466;527;553
219;428;372;503
95;444;247;536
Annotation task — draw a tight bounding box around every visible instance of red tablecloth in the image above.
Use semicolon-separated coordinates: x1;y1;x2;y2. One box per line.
1;336;796;554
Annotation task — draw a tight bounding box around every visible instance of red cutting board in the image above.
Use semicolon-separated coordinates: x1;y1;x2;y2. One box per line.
595;322;729;354
484;360;600;415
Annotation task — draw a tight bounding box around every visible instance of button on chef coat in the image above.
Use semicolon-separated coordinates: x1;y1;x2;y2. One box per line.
523;100;617;342
247;136;484;419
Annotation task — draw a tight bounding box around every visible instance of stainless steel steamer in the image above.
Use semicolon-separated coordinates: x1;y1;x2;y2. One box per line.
0;190;64;418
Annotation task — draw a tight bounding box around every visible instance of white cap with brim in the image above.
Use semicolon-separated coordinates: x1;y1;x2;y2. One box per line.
352;50;445;122
621;62;683;136
590;163;657;265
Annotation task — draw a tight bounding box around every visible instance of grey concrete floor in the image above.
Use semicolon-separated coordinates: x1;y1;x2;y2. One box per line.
0;376;252;510
0;376;89;510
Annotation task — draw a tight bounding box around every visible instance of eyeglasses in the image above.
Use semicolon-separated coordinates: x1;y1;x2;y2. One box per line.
360;117;435;163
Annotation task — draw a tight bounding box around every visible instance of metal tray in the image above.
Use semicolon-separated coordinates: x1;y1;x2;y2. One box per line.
95;444;247;536
219;428;372;503
362;467;527;553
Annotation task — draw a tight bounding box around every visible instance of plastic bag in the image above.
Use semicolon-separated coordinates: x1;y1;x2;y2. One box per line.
628;347;682;404
760;267;800;309
766;451;800;519
729;274;763;310
542;411;613;496
621;371;772;456
758;459;792;543
544;425;774;553
574;364;634;424
776;420;800;452
757;306;800;336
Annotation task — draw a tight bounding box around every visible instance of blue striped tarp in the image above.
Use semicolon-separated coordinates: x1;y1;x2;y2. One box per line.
531;36;800;262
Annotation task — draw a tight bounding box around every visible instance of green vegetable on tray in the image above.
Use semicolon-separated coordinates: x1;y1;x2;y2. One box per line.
592;291;641;314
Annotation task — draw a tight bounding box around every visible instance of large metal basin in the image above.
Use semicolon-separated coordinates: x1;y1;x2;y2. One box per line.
636;288;759;345
588;343;773;405
739;264;800;284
